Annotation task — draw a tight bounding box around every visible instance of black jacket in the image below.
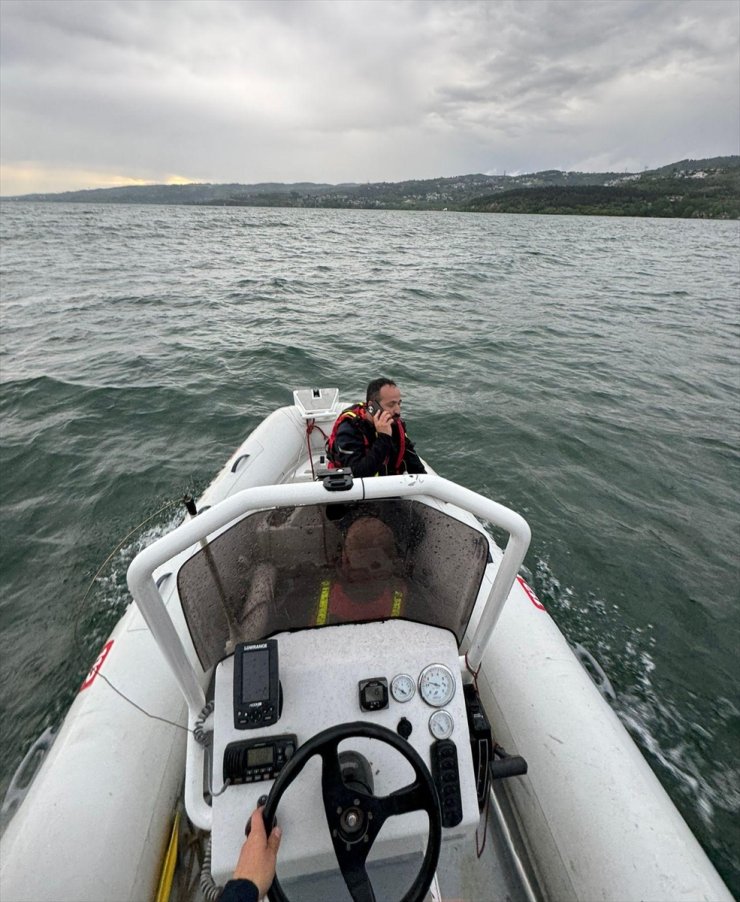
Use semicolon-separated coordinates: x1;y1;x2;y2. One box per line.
220;878;259;901
332;413;426;477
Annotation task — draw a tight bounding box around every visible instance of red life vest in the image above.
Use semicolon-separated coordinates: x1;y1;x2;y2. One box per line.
326;404;406;473
315;579;404;625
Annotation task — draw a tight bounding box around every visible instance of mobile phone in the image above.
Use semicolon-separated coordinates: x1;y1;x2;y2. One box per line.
366;401;380;417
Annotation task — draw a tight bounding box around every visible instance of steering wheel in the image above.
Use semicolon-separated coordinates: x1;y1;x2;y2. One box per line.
263;721;442;902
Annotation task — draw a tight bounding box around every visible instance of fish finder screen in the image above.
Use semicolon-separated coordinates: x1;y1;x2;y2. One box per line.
241;648;270;702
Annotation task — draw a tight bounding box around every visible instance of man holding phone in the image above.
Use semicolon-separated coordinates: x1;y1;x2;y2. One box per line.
327;378;426;477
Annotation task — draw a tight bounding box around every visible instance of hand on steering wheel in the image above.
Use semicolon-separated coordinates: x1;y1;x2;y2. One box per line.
263;721;442;902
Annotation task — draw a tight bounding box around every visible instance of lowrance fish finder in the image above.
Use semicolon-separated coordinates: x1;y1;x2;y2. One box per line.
233;640;280;729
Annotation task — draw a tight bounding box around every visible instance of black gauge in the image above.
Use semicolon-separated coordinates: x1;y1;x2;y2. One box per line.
359;678;389;712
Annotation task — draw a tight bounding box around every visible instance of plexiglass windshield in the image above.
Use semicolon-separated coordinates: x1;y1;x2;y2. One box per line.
178;500;489;670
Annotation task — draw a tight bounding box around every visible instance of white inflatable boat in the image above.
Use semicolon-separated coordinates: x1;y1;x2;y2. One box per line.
0;388;732;902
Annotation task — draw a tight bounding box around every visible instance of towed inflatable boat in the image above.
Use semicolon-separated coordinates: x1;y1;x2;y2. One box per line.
0;388;732;902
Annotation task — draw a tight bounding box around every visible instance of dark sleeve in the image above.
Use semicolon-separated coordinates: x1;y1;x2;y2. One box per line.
333;420;394;478
403;433;427;474
220;878;260;902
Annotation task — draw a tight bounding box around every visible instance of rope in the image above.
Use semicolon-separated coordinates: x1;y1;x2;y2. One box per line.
72;497;193;735
304;418;330;480
73;498;180;656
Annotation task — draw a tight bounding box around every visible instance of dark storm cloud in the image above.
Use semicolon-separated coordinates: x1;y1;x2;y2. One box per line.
1;0;737;193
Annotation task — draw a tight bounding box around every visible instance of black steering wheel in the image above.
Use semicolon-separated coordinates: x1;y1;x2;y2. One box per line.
263;721;442;902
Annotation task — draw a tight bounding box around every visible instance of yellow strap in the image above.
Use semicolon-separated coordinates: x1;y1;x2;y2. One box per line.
154;809;180;902
316;580;331;625
391;590;403;618
318;582;401;622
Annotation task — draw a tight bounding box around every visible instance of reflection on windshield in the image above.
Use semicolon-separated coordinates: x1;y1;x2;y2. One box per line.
178;500;489;670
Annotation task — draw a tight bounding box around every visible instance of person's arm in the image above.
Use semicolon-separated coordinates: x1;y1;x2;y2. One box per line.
398;419;426;474
403;434;427;474
333;419;394;478
221;807;282;901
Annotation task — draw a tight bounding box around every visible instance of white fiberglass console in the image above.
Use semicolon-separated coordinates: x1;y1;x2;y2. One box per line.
210;620;478;884
126;475;531;895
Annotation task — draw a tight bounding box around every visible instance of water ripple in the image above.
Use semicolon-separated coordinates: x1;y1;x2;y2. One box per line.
0;202;738;892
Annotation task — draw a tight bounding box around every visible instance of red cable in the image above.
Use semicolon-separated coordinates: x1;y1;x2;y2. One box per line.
305;419;316;480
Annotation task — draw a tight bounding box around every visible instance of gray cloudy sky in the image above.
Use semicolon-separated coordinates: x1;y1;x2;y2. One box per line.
1;0;738;194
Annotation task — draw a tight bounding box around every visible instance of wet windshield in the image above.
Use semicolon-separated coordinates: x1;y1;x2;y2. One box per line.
178;500;489;670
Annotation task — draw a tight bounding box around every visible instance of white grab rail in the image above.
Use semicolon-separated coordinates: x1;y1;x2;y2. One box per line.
126;473;530;828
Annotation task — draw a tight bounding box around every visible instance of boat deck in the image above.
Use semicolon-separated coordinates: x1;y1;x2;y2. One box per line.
434;787;535;902
175;782;536;902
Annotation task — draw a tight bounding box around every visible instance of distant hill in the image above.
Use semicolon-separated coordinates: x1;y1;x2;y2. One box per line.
3;156;739;219
465;162;740;220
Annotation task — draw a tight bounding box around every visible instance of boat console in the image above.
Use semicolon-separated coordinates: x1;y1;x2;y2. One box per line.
126;474;532;899
210;620;479;890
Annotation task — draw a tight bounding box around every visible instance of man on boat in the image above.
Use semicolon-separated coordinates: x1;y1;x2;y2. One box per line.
316;516;407;625
327;378;426;477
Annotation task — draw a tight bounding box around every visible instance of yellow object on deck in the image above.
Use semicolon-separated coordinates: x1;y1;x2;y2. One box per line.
155;808;180;902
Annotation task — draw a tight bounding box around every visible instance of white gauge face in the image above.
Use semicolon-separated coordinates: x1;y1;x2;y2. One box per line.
391;673;416;703
429;709;454;740
418;664;456;708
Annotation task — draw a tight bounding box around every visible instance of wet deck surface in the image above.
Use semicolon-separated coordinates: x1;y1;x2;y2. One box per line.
433;791;533;902
178;787;534;902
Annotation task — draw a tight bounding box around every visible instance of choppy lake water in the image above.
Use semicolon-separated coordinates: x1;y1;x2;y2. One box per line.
0;202;738;892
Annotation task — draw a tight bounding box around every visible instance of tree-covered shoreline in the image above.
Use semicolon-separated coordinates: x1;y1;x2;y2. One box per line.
465;170;740;219
4;156;738;220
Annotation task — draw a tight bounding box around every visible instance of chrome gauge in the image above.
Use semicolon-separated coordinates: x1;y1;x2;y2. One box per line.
429;709;454;740
391;673;416;703
418;663;456;708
